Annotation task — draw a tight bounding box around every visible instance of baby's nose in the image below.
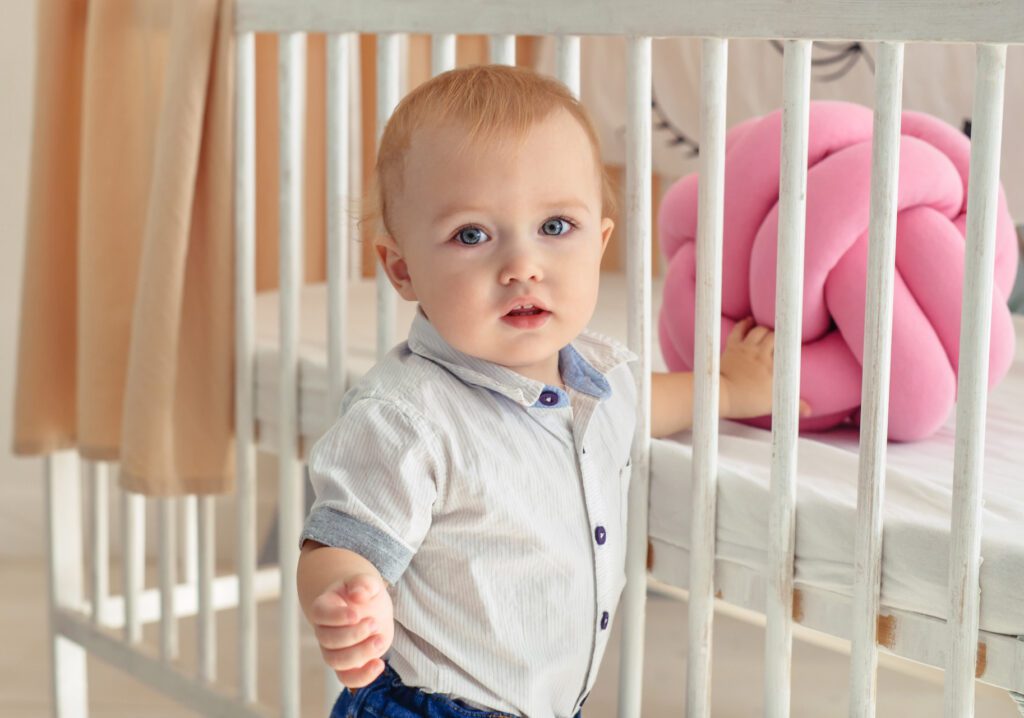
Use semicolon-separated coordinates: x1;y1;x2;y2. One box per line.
499;251;544;285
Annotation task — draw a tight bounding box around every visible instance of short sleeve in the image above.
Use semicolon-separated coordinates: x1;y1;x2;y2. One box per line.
300;397;442;584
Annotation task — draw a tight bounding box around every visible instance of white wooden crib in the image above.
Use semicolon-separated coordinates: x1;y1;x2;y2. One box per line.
42;0;1024;716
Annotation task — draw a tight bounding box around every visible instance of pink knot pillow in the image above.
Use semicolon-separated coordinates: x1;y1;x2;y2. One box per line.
658;101;1019;441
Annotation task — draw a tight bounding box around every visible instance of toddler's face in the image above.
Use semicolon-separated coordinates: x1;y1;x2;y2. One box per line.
377;110;613;386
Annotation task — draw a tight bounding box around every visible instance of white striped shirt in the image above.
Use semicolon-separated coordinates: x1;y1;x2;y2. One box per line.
301;306;637;718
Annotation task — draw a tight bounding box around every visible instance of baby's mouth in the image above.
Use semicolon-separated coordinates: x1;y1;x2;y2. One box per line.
506;306;545;317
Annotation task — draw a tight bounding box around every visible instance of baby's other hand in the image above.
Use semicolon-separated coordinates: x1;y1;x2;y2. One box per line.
720;317;811;420
309;572;395;689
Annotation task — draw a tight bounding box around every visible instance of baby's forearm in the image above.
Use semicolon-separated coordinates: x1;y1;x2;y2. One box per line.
297;541;384;622
650;372;692;438
649;371;734;438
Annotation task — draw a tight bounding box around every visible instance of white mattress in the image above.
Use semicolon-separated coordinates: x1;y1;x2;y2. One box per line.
255;276;1024;636
649;317;1024;637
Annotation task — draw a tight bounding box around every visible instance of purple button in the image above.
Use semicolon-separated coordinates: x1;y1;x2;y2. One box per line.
539;390;559;406
600;611;609;630
595;525;606;545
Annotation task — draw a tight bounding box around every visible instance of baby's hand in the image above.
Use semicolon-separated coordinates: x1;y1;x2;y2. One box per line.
308;572;395;688
720;317;811;420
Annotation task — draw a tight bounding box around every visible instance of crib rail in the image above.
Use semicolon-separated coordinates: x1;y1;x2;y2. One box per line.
40;2;1023;717
45;454;280;717
233;0;1024;44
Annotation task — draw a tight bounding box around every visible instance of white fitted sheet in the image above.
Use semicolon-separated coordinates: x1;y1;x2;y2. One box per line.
255;277;1024;635
648;317;1024;637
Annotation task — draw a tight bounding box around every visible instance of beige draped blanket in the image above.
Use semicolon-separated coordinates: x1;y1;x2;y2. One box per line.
13;0;329;495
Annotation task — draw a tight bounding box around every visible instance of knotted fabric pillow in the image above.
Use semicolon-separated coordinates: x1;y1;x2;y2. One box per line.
658;101;1019;441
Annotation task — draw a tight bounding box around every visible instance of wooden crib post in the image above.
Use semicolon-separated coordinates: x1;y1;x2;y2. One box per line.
944;41;1008;718
849;39;905;718
234;26;259;706
45;450;89;717
765;37;812;718
618;34;653;718
278;29;308;718
686;35;729;718
489;34;516;65
375;32;401;360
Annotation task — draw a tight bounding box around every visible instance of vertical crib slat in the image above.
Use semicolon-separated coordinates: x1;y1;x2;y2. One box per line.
489;34;516;65
686;36;728;718
765;38;811;718
183;496;198;587
122;488;145;644
944;42;1007;718
197;495;216;682
849;40;904;718
279;30;307;718
90;461;110;625
234;28;259;705
555;36;581;98
46;451;88;714
349;36;363;282
618;35;652;718
432;34;457;76
324;31;354;711
327;32;352;422
376;33;401;360
159;498;179;662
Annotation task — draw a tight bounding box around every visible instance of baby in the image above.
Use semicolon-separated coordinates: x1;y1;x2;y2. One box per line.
297;65;784;718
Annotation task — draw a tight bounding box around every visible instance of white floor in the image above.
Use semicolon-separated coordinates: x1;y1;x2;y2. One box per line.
2;560;1019;717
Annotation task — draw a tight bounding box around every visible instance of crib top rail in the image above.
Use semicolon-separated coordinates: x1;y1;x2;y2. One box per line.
234;0;1024;44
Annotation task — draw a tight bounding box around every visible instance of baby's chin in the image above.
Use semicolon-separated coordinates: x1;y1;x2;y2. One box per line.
450;332;562;369
434;311;586;360
471;341;559;366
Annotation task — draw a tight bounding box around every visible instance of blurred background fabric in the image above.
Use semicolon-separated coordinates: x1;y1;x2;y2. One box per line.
11;0;336;495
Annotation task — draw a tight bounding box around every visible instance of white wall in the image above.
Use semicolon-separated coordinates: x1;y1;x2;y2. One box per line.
0;3;42;559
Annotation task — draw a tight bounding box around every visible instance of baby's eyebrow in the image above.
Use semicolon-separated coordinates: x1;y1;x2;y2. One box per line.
545;200;592;215
431;205;490;227
430;199;594;229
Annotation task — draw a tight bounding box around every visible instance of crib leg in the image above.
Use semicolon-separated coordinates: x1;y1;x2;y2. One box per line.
45;451;89;717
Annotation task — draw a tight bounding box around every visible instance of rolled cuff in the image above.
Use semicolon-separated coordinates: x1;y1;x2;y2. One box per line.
299;505;413;585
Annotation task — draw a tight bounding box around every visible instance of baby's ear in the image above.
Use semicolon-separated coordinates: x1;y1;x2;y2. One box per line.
374;235;418;301
599;217;615;256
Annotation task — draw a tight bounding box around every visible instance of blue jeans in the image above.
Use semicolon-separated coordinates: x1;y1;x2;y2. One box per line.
329;663;584;718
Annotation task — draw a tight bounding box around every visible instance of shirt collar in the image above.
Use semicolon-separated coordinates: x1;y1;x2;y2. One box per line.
406;306;637;408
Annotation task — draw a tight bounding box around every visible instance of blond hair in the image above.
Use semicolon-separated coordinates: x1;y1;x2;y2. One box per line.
363;64;615;239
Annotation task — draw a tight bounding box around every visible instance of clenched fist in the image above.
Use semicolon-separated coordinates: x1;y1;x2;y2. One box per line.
308;572;395;688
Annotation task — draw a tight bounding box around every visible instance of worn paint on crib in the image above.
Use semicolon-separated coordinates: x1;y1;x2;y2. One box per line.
876;613;897;649
792;588;804;623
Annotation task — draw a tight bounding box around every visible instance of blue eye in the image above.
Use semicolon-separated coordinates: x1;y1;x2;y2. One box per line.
455;226;489;246
541;217;574;236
